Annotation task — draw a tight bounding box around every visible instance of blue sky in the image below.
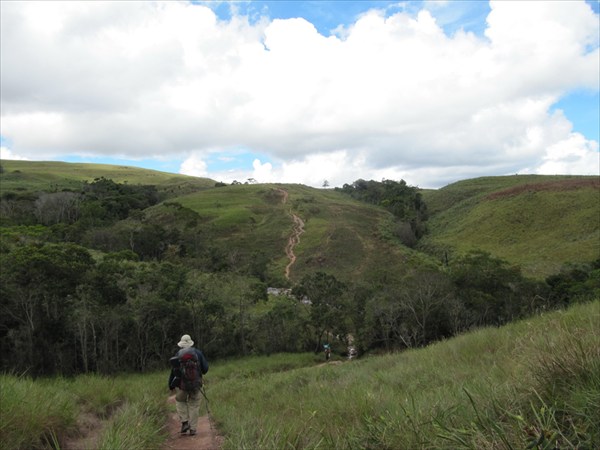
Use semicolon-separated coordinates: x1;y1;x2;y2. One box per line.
1;0;598;188
553;90;599;143
206;1;493;36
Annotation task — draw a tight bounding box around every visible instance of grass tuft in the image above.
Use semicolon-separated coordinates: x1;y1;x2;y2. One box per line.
0;375;76;450
0;372;168;450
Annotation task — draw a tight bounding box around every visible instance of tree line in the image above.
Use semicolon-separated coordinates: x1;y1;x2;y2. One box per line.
1;238;597;377
337;179;428;247
294;253;599;355
1;177;598;376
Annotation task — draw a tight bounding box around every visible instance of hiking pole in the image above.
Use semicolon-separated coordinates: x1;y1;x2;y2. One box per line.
200;384;214;432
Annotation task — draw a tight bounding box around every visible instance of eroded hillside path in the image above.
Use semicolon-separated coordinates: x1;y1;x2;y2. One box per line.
276;188;305;279
162;394;223;450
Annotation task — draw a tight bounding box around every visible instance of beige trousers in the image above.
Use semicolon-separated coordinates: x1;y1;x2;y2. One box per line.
175;388;202;431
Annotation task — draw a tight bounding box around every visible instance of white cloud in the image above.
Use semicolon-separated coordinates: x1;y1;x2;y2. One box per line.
252;159;274;183
1;112;68;157
180;154;208;177
1;0;598;188
278;151;362;187
535;133;600;176
0;146;29;161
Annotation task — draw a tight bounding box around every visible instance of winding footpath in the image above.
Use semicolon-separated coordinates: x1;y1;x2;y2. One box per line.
276;188;305;279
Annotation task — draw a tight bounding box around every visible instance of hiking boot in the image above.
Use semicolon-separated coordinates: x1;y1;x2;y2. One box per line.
189;429;197;436
180;421;190;434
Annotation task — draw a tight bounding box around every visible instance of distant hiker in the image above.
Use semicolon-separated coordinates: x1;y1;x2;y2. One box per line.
324;343;331;361
348;346;357;360
168;334;209;436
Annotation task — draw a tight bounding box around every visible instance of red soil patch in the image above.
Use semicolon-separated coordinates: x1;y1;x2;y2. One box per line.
486;178;599;200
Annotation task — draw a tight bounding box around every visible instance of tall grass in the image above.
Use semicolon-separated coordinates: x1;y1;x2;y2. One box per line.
207;301;600;449
0;372;167;450
93;397;165;450
0;376;76;450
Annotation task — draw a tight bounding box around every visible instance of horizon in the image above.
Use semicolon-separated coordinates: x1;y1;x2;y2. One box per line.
3;157;597;191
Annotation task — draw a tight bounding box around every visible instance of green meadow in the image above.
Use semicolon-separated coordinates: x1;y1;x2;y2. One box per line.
421;175;600;278
0;160;214;196
2;161;597;283
172;181;409;284
2;301;598;449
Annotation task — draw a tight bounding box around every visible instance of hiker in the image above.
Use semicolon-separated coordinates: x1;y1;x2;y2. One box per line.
324;343;331;361
168;334;209;436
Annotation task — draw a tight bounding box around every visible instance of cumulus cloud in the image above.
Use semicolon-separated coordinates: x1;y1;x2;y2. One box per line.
535;133;600;175
179;153;209;177
0;146;28;161
1;0;598;188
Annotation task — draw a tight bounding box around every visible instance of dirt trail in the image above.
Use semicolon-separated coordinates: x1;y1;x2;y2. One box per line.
63;394;222;450
163;394;223;450
285;213;305;279
62;412;103;450
276;188;305;279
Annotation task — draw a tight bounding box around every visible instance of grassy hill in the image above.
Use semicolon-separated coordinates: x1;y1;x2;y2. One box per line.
1;161;597;281
0;159;215;197
169;182;428;284
420;175;600;278
0;159;430;285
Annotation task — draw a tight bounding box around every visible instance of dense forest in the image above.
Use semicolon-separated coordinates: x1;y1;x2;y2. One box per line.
1;173;598;377
337;178;428;246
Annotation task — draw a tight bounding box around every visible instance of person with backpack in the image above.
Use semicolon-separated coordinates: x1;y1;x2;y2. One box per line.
323;343;331;361
168;334;209;436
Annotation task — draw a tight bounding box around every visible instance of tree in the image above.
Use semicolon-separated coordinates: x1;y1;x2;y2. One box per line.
0;243;94;375
249;296;310;354
180;272;225;354
363;288;404;350
293;272;348;352
394;221;417;248
71;285;101;373
119;261;187;371
546;260;599;306
398;270;454;347
337;179;428;240
188;273;266;357
450;251;525;327
1;192;37;225
34;192;81;225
